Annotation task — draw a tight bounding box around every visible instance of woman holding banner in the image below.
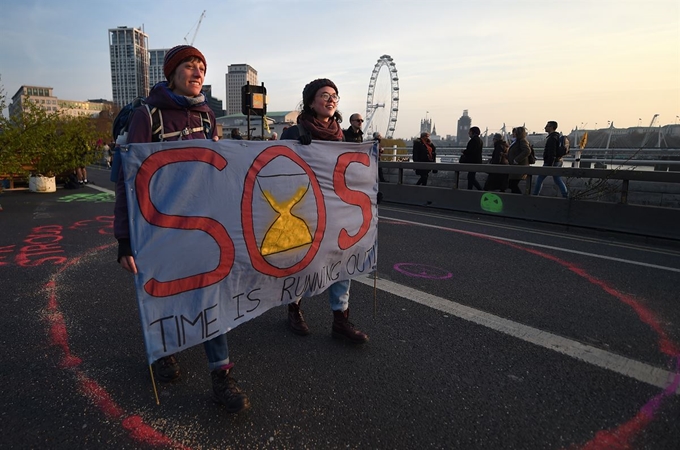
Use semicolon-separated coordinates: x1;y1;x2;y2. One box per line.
281;78;369;344
113;45;249;414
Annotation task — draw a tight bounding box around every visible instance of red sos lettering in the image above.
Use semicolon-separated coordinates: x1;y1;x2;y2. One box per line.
334;152;372;250
135;148;235;297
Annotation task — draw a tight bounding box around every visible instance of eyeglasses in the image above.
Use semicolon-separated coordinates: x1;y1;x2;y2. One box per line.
318;92;340;103
353;119;364;123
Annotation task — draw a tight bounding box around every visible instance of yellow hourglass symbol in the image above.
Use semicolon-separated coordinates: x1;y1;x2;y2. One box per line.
260;184;313;256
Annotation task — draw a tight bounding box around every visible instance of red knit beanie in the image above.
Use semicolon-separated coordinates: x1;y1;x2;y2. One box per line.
163;45;207;80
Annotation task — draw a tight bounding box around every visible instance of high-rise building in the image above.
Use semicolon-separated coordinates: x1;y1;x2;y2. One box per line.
457;110;471;145
225;64;258;116
109;26;150;107
202;85;225;118
149;48;168;89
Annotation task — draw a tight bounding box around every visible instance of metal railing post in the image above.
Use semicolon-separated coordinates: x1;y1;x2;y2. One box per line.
620;179;629;204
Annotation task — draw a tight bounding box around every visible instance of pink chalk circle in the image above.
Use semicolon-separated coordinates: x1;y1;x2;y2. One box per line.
393;263;453;279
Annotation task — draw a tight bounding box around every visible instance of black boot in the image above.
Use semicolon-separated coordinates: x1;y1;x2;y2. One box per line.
211;365;250;414
288;301;310;336
151;354;180;383
332;309;368;344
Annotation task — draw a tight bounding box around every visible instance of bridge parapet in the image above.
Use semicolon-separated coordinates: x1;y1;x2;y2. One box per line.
379;161;680;240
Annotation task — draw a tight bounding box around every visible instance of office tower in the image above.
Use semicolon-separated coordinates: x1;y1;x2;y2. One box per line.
109;26;150;107
225;64;258;115
149;49;169;89
457;110;471;145
202;85;225;118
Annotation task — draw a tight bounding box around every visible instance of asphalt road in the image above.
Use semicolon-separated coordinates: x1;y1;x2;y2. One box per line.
1;166;679;449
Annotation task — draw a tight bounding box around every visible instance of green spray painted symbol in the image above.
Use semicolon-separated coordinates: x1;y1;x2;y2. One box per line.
480;192;503;213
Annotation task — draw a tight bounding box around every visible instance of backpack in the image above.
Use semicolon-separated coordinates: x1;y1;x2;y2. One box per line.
109;97;212;182
63;172;80;189
528;143;537;165
556;134;570;158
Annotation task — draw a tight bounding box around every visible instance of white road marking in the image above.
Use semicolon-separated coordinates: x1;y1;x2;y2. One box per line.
86;184;112;194
381;216;680;273
380;206;680;257
355;275;680;394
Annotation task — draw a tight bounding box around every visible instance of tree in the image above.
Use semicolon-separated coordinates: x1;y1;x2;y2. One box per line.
0;77;108;180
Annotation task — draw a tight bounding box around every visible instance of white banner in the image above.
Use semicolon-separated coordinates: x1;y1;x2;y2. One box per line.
121;139;379;363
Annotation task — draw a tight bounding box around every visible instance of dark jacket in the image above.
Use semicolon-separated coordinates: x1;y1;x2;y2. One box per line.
343;127;363;143
114;82;216;257
490;140;509;165
412;138;436;163
462;135;483;164
412;138;436;175
281;124;308;141
484;139;509;191
542;131;560;166
507;138;532;180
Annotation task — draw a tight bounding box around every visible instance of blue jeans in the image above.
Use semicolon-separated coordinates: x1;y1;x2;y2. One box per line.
533;160;568;198
203;333;229;371
295;279;351;312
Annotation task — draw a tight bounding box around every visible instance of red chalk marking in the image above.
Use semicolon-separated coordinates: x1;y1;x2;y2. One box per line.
77;372;124;419
37;213;677;448
42;241;192;449
495;239;680;357
479;237;680;448
122;416;191;449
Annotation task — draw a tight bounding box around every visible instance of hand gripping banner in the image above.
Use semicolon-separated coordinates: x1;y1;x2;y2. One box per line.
121;139;379;364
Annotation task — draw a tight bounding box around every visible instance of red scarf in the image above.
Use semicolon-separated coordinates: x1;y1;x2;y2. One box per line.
422;139;434;161
298;115;344;141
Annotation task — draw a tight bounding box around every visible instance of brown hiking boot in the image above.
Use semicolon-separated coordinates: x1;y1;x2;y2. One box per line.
151;354;180;383
332;309;368;344
211;365;250;414
288;301;310;336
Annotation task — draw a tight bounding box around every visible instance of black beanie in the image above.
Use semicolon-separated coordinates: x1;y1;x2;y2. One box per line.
302;78;338;107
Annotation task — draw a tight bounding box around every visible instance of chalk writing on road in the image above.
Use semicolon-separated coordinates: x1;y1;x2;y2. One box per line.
68;215;114;235
58;192;115;203
15;225;67;266
1;216;115;267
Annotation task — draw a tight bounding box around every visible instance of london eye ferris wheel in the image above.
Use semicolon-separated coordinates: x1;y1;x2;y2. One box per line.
363;55;399;139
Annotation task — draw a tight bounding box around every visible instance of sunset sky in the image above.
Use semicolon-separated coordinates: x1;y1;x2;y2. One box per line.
1;0;678;139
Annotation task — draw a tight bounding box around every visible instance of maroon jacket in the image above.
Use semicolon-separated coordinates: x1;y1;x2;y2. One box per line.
113;83;216;260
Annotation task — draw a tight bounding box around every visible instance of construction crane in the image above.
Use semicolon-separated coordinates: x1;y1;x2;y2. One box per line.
184;10;206;46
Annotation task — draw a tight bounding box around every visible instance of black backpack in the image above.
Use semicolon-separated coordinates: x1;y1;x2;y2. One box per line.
556;134;570;158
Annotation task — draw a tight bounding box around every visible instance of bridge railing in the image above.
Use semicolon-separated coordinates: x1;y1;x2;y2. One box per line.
381;146;680;168
377;160;680;240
